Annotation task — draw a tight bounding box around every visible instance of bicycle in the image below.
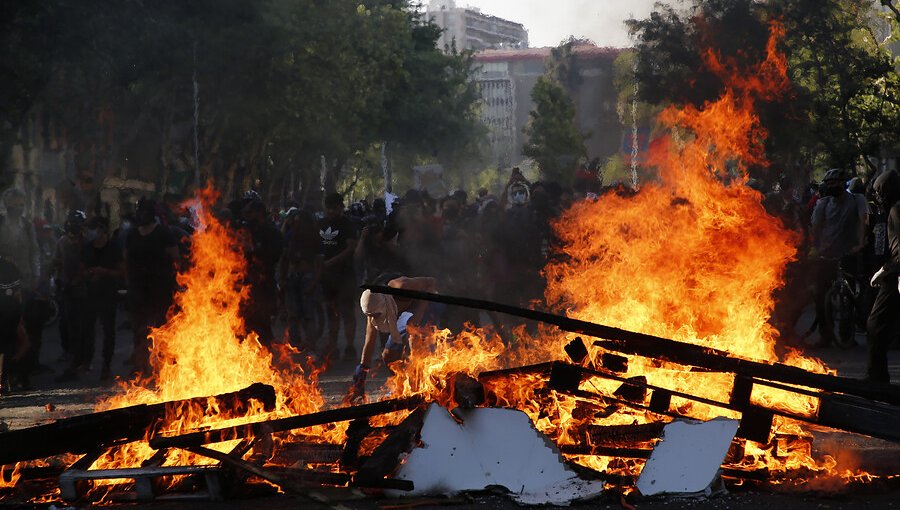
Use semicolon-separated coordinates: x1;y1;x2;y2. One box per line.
823;263;863;348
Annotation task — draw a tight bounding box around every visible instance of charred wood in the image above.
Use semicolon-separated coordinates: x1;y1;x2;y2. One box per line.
558;444;652;459
340;418;373;468
0;383;276;466
585;423;665;444
263;467;350;487
477;362;554;379
449;373;485;409
362;285;900;405
272;443;344;465
564;337;589;365
354;407;426;487
613;376;648;403
150;395;425;450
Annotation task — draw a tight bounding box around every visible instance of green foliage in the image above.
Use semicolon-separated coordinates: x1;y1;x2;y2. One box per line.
626;0;900;180
1;0;485;204
523;73;587;188
776;0;900;172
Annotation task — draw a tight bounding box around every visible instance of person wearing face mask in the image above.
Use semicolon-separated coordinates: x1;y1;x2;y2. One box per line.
76;217;123;382
866;171;900;382
350;275;437;402
809;168;868;348
52;210;88;379
125;198;179;376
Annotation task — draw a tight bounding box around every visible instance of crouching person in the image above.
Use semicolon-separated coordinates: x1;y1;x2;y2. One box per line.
349;275;436;402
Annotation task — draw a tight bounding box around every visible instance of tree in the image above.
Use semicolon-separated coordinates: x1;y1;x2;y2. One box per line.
1;0;486;210
626;0;900;180
522;49;587;186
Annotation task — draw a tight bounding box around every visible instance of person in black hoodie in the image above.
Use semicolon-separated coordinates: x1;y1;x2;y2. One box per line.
866;170;900;383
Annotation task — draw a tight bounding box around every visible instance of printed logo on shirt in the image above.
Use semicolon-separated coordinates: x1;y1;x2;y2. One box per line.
320;227;340;245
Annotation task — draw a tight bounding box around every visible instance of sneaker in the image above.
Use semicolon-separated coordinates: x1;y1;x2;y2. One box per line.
342;346;358;363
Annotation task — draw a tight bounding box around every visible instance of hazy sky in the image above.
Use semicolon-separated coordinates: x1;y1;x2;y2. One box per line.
456;0;673;48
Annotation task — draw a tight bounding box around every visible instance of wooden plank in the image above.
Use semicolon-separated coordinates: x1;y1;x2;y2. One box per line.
450;373;485;409
272;443;345;465
264;467;351;487
558;444;652;459
585;423;665;443
816;394;900;442
186;445;338;506
151;395;426;450
363;285;900;405
477;362;554;379
354;407;426;487
0;383;276;466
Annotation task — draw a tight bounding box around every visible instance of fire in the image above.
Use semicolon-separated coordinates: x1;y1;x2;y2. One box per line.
3;22;879;502
0;464;21;489
89;185;342;479
386;22;868;484
542;21;838;478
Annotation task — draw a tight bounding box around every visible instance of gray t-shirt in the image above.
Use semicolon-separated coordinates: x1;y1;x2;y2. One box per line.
811;191;867;259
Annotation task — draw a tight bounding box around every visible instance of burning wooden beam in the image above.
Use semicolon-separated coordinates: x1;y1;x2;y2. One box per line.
548;361;900;443
363;285;900;405
477;362;554;379
0;383;276;466
150;395;426;450
354;407;426;488
449;373;485;409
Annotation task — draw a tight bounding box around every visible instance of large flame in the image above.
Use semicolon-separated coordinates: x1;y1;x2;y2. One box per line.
5;24;875;502
387;23;867;484
91;185;342;477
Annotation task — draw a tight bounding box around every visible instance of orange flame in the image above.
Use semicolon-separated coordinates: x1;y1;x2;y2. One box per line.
384;22;870;483
90;184;342;477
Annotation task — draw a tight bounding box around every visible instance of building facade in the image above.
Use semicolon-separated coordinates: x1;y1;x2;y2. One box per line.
473;45;625;169
426;0;528;52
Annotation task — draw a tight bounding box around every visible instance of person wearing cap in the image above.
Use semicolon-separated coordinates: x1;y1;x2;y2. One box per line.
125;198;179;376
350;275;437;401
809;168;868;347
52;210;88;370
78;216;124;381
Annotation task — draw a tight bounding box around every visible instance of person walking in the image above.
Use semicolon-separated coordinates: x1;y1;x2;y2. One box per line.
866;171;900;383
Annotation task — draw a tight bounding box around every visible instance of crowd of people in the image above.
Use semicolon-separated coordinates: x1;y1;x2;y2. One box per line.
0;168;570;394
1;164;900;397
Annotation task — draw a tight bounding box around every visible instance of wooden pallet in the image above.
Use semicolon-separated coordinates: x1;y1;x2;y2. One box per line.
59;440;253;502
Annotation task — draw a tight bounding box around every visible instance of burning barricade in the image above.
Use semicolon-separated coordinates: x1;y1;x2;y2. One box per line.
3;21;900;506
